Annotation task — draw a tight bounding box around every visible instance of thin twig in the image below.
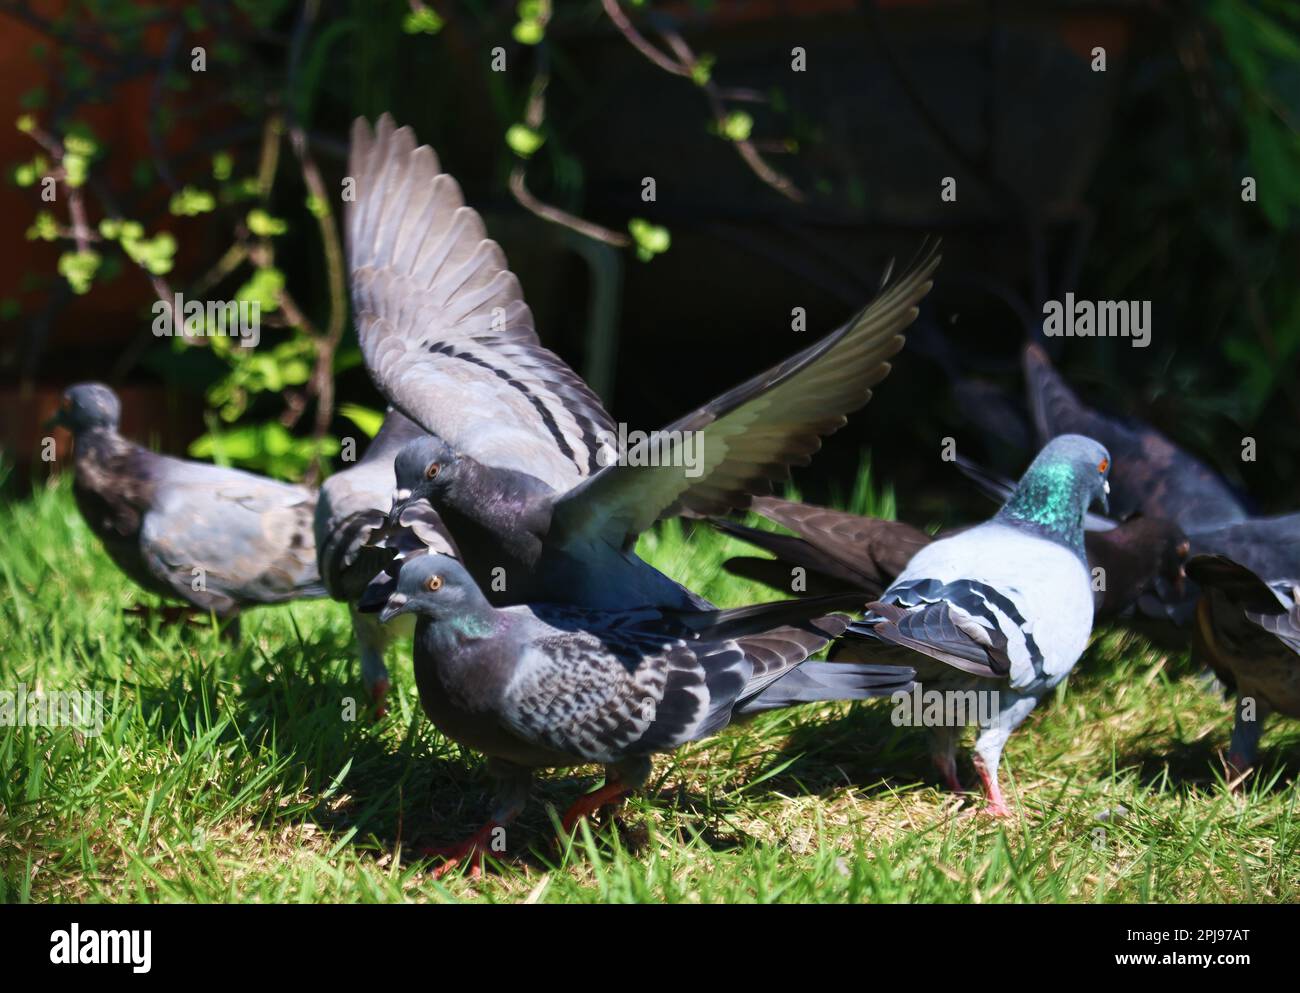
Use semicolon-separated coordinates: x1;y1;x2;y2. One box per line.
601;0;804;202
508;68;632;248
599;0;689;77
658;28;804;203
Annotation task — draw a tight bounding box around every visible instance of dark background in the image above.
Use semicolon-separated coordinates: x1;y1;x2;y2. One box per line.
2;0;1296;526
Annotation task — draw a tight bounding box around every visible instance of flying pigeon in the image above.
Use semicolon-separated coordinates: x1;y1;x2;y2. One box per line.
369;552;914;877
314;408;455;712
1024;341;1248;533
49;383;326;636
834;434;1112;815
1184;553;1300;777
346;113;939;606
718;491;1187;624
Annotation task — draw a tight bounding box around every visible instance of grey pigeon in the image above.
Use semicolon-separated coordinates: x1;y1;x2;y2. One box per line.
370;552;914;877
314;408;455;711
835;435;1112;815
1184;553;1300;777
49;383;325;636
347;113;940;603
717;492;1188;624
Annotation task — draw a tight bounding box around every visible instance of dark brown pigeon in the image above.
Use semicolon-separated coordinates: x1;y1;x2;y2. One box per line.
1185;553;1300;778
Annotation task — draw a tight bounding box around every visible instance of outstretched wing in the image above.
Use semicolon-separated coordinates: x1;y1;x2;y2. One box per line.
348;115;615;490
551;241;941;547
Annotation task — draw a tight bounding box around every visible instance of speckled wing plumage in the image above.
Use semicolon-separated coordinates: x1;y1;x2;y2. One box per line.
1024;342;1247;531
347;115;616;491
550;242;941;548
496;597;909;764
502;620;750;764
138;457;325;611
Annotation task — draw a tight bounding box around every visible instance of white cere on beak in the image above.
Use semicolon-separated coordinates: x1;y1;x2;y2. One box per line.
1104;480;1111;495
393;488;411;502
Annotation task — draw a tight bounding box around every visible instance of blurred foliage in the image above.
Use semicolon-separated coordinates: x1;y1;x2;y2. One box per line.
5;0;1299;503
1063;0;1300;502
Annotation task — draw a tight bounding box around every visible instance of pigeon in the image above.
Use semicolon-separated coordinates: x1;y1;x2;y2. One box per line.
369;552;914;876
347;113;939;607
718;492;1187;624
834;434;1112;815
48;383;326;636
314;407;455;712
1184;553;1300;777
1023;341;1248;533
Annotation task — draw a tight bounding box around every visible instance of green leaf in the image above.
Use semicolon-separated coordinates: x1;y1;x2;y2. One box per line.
402;5;444;34
720;110;753;143
628;218;671;262
235;267;284;312
246;209;288;237
169;186;216;216
505;123;545;158
338;404;385;438
57;250;101;294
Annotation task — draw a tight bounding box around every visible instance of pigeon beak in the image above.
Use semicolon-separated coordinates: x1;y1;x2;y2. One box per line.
43;408;69;430
1097;479;1110;515
357;570;398;614
392;488;411;503
377;593;410;624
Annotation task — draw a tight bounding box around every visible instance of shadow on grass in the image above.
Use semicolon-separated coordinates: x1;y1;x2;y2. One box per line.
1116;730;1300;796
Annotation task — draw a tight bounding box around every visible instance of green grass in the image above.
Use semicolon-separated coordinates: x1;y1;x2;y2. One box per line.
1;469;1297;903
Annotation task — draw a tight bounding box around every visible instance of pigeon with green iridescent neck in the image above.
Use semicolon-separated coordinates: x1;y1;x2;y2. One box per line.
836;434;1111;816
369;553;914;877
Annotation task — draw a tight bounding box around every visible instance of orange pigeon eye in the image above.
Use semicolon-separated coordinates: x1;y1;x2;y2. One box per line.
425;575;443;592
1097;458;1109;474
425;462;440;480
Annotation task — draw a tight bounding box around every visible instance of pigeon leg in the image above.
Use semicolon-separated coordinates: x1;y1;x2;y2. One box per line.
218;612;241;644
971;753;1011;818
560;757;649;835
971;694;1036;818
423;821;504;880
929;725;964;792
1226;695;1269;785
421;761;531;879
351;608;392;717
560;780;632;835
